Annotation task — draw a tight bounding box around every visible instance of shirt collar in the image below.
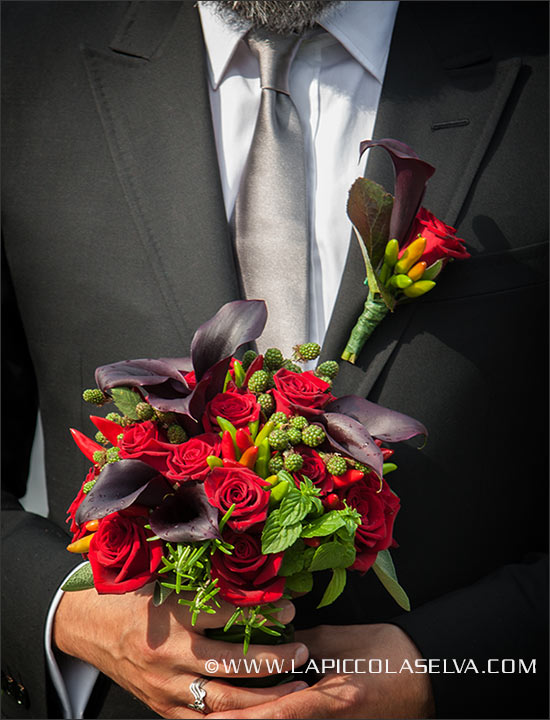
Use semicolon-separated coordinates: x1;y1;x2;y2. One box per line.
198;1;399;90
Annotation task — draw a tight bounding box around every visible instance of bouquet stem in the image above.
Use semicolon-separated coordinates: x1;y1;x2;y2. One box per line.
341;293;389;364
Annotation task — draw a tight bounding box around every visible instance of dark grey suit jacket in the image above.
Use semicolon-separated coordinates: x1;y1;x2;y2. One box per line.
2;2;548;718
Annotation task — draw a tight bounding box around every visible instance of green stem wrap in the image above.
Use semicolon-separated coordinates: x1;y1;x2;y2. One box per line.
341;293;389;364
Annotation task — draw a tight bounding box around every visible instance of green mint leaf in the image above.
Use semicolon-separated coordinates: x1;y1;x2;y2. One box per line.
302;546;317;570
317;567;347;609
279;487;312;526
279;539;305;577
285;570;313;594
261;510;301;553
309;540;356;572
61;562;95;591
372;549;411;611
301;511;345;538
153;580;174;607
110;386;142;420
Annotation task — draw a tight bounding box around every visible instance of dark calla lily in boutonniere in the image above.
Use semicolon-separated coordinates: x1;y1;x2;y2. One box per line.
341;139;470;364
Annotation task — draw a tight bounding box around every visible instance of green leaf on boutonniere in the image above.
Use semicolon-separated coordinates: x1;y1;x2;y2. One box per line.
61;562;95;591
110;387;142;420
347;179;395;311
261;509;301;554
317;567;347;609
372;549;411;611
308;540;356;572
285;570;313;594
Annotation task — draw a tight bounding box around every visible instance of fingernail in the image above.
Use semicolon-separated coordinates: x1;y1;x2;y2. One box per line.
294;643;308;666
290;682;308;693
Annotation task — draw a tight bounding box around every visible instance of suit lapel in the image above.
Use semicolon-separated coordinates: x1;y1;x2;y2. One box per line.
324;2;521;397
81;2;241;347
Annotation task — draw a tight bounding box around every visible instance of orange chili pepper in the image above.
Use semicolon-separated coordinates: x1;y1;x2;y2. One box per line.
66;532;96;554
239;445;259;469
85;519;100;532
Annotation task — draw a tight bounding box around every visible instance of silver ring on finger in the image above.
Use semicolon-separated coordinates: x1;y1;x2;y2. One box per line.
187;677;210;714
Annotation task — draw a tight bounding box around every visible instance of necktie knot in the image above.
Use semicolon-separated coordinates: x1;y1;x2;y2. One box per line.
246;29;303;95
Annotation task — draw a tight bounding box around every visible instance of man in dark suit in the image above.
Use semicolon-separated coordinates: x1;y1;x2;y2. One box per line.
2;2;548;718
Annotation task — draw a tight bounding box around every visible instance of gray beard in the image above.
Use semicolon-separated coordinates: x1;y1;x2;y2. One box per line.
210;1;342;35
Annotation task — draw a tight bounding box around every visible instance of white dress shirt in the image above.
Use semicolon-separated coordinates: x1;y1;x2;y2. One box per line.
46;2;398;716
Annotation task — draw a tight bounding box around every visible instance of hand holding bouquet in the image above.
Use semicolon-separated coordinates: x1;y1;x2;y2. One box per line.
65;300;426;651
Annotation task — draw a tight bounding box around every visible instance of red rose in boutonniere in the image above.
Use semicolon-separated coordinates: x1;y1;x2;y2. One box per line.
119;420;172;473
165;432;221;483
341;138;470;364
204;466;269;531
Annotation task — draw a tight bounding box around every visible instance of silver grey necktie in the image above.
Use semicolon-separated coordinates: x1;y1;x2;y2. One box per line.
233;29;309;355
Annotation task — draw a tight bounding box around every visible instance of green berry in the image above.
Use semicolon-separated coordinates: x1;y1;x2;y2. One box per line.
93;449;106;465
167;424;188;444
270;412;288;427
268;428;289;451
268;454;284;474
82;388;106;405
284;452;303;472
258;393;274;416
264;348;284;370
353;461;369;474
297;343;321;361
287;427;302;445
94;431;108;446
301;425;326;447
106;447;120;463
106;412;123;425
248;370;271;393
282;360;302;373
316;360;340;379
326;455;347;476
136;402;155;421
241;350;257;370
82;479;96;494
289;415;308;430
318;375;332;386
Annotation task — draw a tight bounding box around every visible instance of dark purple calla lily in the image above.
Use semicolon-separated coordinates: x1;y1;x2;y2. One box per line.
94;300;267;423
326;396;427;444
321;413;384;478
149;482;219;542
359;139;435;244
75;460;171;525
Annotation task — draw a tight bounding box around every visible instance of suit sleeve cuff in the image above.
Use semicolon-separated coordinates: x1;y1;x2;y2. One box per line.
44;562;100;719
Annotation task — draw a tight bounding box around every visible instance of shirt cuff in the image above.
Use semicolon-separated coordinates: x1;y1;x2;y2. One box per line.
44;562;100;719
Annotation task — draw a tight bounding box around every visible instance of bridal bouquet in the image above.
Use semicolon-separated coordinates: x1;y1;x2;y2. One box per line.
64;300;426;651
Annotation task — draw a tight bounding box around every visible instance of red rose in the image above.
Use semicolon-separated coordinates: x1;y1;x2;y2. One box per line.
294;446;332;493
165;433;221;483
339;476;400;573
272;370;333;415
88;506;164;594
402;207;470;268
119;421;172;473
211;530;285;606
203;391;260;433
183;370;196;391
67;467;96;540
204;466;269;531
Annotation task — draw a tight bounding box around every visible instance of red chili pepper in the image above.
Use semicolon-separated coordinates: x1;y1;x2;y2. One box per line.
381;447;394;461
69;428;104;462
235;428;253;453
323;493;342;510
332;468;364;489
89;415;123;446
239;445;259;469
222;458;242;468
303;537;321;547
221;430;236;461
